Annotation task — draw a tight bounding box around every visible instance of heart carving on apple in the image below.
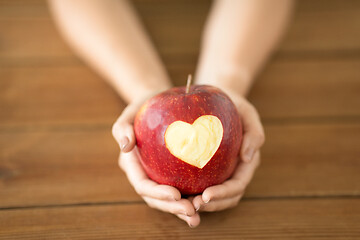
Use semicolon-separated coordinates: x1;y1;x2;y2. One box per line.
134;82;242;195
165;115;223;169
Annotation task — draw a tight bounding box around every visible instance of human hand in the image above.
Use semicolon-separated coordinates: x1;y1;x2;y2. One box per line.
112;95;200;228
191;94;265;212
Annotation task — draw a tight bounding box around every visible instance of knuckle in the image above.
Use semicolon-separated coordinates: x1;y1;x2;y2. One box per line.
112;122;125;138
241;102;254;115
147;203;155;209
227;196;242;209
144;199;155;209
253;130;265;146
134;184;145;196
248;103;260;116
237;181;247;192
112;121;134;143
229;201;239;209
118;157;125;170
111;122;119;138
235;195;242;202
244;103;258;116
203;204;217;212
258;129;266;142
113;119;131;132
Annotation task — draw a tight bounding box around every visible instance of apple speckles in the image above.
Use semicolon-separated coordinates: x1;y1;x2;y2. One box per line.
134;85;242;195
193;95;200;102
146;110;162;130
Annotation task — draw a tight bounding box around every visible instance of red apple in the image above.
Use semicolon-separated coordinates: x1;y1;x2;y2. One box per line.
134;85;242;195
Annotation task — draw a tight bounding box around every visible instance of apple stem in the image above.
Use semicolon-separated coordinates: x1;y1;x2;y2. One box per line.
186;74;192;94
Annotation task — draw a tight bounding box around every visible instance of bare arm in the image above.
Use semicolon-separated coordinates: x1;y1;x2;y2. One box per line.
49;0;200;227
196;0;294;97
48;0;172;103
191;0;294;214
48;0;294;227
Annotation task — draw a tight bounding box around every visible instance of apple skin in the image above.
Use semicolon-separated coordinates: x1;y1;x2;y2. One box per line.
134;85;242;195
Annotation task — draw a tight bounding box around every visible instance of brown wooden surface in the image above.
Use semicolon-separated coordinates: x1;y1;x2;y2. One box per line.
0;0;360;239
1;123;359;209
2;59;360;129
1;199;359;239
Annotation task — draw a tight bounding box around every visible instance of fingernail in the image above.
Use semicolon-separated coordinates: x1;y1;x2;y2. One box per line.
188;223;195;228
245;147;255;162
120;137;129;151
183;212;189;216
195;205;200;211
204;198;210;204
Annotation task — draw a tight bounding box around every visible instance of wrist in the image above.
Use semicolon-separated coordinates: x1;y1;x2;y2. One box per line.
112;69;172;104
195;63;252;98
128;84;171;105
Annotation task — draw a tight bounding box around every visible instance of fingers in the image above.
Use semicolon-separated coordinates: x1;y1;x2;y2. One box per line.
176;212;201;228
143;197;196;217
112;91;162;152
191;152;260;212
192;195;206;211
143;196;200;227
238;102;265;162
193;194;242;212
112;103;140;152
119;150;182;201
201;152;260;202
134;179;181;201
117;125;199;228
201;179;245;203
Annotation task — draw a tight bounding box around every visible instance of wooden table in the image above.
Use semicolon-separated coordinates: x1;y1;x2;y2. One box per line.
1;0;360;239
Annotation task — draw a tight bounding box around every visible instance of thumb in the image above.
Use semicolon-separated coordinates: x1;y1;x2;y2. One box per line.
112;103;140;152
239;102;265;162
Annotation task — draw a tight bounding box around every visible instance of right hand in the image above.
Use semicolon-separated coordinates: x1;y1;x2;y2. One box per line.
112;95;201;228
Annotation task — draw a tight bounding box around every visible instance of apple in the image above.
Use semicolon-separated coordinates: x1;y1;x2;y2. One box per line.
134;83;242;195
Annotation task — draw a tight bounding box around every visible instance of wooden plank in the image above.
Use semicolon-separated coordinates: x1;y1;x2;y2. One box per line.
1;0;360;64
0;0;75;62
0;198;359;239
0;66;125;128
280;0;360;54
135;0;360;55
0;0;206;65
252;123;360;197
1;123;359;208
1;58;359;128
249;58;360;119
0;129;139;208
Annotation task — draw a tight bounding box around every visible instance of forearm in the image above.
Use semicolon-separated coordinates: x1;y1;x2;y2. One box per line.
48;0;171;103
195;0;294;97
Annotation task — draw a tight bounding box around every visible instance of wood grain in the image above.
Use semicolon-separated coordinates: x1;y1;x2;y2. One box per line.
1;58;359;128
1;0;360;238
249;58;360;119
1;0;360;65
0;198;359;239
254;123;360;197
0;66;125;128
0;0;75;62
279;0;360;54
1;123;359;208
0;128;136;208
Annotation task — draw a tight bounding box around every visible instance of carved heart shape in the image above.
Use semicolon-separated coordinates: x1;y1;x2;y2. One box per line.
164;115;223;168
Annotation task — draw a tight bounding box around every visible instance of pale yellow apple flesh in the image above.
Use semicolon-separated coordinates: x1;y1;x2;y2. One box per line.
164;115;224;169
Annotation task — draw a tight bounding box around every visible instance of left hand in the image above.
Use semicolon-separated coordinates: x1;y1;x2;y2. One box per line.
112;93;201;228
190;94;265;214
